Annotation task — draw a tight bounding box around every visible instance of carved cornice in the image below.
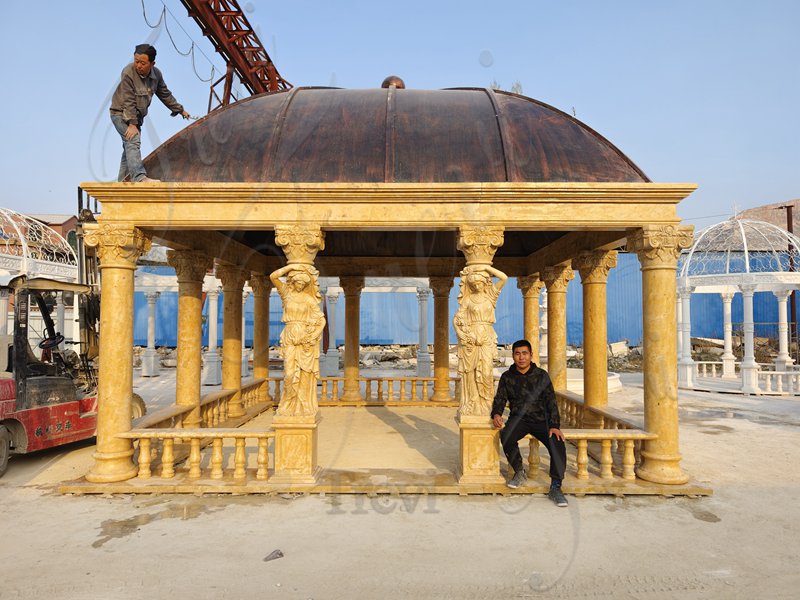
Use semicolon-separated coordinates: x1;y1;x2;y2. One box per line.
274;225;325;264
516;275;544;297
249;272;273;297
457;226;504;265
339;275;365;296
83;224;151;269
541;264;574;293
572;250;618;284
626;225;693;267
215;262;247;292
429;276;454;297
166;249;211;284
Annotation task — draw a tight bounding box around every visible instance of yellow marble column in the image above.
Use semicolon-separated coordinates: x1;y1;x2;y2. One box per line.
627;224;693;484
454;225;506;485
270;225;326;484
215;262;247;418
516;275;544;363
250;272;272;404
84;224;150;483
541;263;574;390
340;275;365;403
429;276;454;402
573;250;617;427
167;250;212;428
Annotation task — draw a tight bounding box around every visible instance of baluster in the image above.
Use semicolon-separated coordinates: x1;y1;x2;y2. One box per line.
411;378;419;402
386;379;394;402
211;438;224;479
600;439;613;479
527;437;540;471
576;439;589;480
777;374;783;394
399;379;407;402
161;438;175;478
320;379;328;403
234;438;247;479
332;379;340;402
137;438;152;479
788;373;795;395
189;438;202;478
257;437;269;480
622;440;636;480
763;374;772;393
422;380;430;402
377;379;384;403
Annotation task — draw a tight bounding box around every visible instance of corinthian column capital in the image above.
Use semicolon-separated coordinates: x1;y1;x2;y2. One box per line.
541;263;574;292
572;250;618;284
249;272;273;297
339;275;365;296
429;276;454;297
457;226;504;265
275;225;325;264
626;225;693;268
215;262;247;292
167;249;212;283
516;275;544;298
83;224;151;269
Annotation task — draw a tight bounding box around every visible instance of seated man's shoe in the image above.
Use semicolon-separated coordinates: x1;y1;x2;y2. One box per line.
137;176;161;183
506;468;527;489
548;486;568;507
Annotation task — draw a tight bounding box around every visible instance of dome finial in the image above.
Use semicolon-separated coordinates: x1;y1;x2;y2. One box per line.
381;75;405;89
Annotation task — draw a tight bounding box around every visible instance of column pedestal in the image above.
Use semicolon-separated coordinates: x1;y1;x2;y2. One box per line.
140;349;160;377
271;416;321;485
456;415;504;485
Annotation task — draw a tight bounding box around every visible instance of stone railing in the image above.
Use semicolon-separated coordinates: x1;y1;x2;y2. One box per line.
695;361;724;377
758;370;800;395
549;390;656;481
117;428;274;481
134;404;194;430
199;378;266;426
262;376;461;404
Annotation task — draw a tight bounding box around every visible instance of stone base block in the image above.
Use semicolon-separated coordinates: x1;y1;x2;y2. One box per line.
456;415;504;485
202;351;222;386
271;415;321;485
140;350;160;377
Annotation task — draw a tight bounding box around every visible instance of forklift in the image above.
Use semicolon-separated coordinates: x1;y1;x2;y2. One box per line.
0;275;144;476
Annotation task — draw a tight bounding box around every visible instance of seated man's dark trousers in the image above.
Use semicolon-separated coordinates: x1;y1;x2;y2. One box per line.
501;414;567;479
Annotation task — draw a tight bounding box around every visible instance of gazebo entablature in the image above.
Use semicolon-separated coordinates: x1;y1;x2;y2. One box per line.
77;181;700;492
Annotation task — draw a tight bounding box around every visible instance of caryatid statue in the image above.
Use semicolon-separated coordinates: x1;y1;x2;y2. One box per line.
269;263;326;417
453;264;508;416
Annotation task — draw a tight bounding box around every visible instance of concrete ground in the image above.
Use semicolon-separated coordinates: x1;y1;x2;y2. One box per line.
1;370;799;599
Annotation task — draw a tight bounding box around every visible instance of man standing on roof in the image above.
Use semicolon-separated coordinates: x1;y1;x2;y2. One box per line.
492;339;569;507
109;44;191;183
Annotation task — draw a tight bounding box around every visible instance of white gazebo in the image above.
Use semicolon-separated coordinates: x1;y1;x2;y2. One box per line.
677;218;800;395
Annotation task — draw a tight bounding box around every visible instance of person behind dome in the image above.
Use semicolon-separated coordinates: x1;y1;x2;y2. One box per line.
109;43;191;183
492;339;568;507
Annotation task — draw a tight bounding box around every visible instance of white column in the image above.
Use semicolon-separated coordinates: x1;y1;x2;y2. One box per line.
539;292;549;369
0;289;8;336
720;292;737;378
774;289;793;372
417;287;431;377
740;283;759;394
56;292;66;349
677;283;695;388
241;290;250;377
140;291;160;377
322;289;340;377
202;287;222;385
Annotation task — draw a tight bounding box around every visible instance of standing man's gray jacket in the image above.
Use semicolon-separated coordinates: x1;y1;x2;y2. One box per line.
110;63;184;126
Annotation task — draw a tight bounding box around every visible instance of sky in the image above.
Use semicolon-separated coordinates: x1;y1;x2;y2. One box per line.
1;0;798;231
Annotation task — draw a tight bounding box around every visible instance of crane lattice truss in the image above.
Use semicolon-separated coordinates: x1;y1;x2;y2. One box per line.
180;0;292;112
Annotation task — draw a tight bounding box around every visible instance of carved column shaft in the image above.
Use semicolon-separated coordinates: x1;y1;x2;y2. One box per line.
340;276;365;402
573;250;617;421
216;263;247;418
84;224;150;483
430;277;454;402
168;250;211;427
541;263;574;390
720;292;736;379
627;224;693;484
417;287;431;377
517;275;544;363
141;291;160;377
250;273;272;402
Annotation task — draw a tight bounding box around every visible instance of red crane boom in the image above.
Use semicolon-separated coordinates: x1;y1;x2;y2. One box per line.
179;0;292;112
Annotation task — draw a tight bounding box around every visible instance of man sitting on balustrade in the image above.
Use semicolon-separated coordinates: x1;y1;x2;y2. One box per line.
491;339;568;507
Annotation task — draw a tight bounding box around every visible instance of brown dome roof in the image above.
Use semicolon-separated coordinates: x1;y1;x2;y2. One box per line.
144;86;649;183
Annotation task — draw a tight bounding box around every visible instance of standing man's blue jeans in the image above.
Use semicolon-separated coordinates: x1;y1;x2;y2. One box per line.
110;113;146;182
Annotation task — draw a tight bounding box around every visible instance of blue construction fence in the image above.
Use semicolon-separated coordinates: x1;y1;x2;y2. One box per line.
133;254;790;347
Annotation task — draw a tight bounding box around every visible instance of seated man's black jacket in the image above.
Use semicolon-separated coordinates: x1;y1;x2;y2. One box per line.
491;363;560;429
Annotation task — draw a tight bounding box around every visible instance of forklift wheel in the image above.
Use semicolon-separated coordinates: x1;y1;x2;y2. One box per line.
0;425;10;478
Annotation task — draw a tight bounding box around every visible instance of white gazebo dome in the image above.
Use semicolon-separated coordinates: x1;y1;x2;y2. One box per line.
679;218;800;282
676;217;800;396
0;207;78;281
